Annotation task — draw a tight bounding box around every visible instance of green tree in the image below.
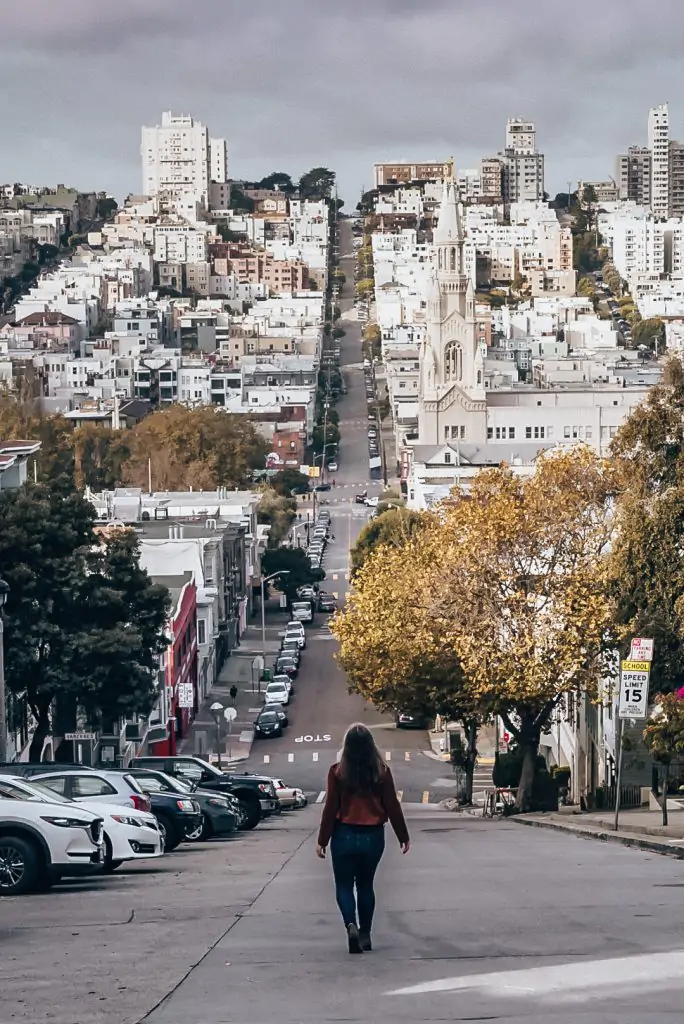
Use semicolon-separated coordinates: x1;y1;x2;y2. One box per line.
298;167;336;201
312;422;340;455
261;546;323;605
351;507;424;577
608;359;684;695
270;468;310;496
257;172;295;195
643;692;684;825
0;485;169;759
96;196;118;221
356;278;374;298
632;318;664;348
257;489;297;546
230;189;255;213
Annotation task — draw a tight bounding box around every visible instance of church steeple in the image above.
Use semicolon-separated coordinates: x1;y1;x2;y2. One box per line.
434;177;466;284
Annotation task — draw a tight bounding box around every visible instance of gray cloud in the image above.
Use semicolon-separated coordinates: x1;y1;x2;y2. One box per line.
1;0;684;204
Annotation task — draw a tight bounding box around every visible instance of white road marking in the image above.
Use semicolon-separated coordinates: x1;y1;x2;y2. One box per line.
422;790;430;803
405;751;411;762
263;754;270;764
288;753;294;763
312;752;319;762
389;950;684;998
316;790;326;803
385;751;392;761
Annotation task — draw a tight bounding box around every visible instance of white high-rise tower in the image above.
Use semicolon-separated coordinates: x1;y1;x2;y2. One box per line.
648;103;669;218
142;112;227;207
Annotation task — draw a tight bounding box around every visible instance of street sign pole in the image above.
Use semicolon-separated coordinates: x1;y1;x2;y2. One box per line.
613;716;624;832
614;640;654;831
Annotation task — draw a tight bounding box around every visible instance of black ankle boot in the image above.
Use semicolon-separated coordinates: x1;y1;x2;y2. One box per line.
347;922;363;954
359;930;372;951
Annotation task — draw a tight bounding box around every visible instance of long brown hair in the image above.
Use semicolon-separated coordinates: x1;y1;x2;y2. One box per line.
338;723;385;793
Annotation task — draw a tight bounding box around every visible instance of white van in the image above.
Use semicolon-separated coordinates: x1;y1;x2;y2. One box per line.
291;601;313;623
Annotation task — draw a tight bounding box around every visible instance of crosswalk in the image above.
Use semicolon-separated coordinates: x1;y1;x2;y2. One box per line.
259;750;420;764
313;787;433;805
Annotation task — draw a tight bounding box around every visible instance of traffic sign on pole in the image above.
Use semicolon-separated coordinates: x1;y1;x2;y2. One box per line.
618;660;651;720
630;638;654;662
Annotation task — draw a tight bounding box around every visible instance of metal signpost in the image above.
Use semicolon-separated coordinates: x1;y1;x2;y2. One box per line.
65;731;96;766
614;639;654;831
223;706;237;761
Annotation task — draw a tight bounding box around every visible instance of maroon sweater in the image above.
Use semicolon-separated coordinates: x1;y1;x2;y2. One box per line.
317;763;410;847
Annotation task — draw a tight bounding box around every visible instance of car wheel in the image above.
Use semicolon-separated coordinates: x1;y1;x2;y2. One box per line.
0;835;41;895
156;815;181;851
239;796;261;830
186;813;213;842
102;836;125;873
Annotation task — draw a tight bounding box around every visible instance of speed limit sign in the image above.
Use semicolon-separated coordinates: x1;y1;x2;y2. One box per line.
619;660;650;719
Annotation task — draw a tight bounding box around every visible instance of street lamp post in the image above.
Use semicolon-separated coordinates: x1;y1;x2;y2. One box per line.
210;701;224;770
0;579;8;763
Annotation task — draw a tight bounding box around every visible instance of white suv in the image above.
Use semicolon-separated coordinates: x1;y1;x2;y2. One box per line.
284;621;306;648
3;776;163;874
0;786;104;895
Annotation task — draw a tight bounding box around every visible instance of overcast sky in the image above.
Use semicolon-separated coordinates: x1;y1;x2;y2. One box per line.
2;0;684;207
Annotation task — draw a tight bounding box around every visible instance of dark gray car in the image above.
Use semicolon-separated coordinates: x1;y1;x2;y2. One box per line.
125;768;243;841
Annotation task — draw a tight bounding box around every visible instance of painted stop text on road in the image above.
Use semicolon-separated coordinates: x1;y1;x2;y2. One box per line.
294;734;332;743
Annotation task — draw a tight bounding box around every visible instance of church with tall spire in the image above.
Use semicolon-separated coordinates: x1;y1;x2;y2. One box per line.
417;178;487;446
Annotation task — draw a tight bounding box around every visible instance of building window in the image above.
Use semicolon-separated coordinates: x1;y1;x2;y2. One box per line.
198;620;206;646
460;425;466;440
444;342;463;381
508;427;515;439
444;452;452;464
585;426;593;439
444;426;450;440
525;426;532;439
487;427;493;439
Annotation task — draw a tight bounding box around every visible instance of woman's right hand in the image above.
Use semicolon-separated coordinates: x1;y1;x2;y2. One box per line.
401;840;410;855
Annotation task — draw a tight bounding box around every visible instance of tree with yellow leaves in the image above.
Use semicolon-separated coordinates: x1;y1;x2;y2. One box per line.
427;446;616;810
333;522;489;804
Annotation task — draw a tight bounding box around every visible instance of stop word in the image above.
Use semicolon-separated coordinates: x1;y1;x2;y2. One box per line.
294;734;332;743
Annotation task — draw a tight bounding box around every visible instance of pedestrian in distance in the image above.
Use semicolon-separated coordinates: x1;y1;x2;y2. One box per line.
316;723;410;955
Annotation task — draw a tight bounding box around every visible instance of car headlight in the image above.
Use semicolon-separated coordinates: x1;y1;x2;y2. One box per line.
111;814;145;827
206;797;229;807
40;815;94;829
176;799;196;811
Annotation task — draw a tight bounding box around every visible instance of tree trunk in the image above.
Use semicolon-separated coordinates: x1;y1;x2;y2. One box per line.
462;719;479;806
28;702;51;762
515;714;540;813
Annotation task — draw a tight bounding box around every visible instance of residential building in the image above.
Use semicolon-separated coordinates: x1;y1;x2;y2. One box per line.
500;118;545;203
373;161;453;188
669;140;684;218
615;147;652;206
479;158;504;203
209;137;228;186
146;572;198;756
648;103;670;218
0;440;41;491
142;111;213;207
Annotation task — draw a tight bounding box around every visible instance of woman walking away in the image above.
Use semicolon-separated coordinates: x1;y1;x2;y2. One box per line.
316;723;410;954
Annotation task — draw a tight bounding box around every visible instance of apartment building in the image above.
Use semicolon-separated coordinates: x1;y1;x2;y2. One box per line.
648;103;670;218
615;147;652;206
142;111;224;208
373;161;452;188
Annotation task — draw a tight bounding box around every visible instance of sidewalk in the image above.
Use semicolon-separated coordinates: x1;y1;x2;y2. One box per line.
517;808;684;859
180;599;288;762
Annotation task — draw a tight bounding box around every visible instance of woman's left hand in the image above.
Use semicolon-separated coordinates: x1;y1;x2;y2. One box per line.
316;843;326;859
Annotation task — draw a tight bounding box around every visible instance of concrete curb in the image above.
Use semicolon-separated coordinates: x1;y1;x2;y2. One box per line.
514;815;684;859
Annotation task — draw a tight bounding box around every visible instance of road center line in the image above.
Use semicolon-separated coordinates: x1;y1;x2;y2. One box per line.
288;752;294;763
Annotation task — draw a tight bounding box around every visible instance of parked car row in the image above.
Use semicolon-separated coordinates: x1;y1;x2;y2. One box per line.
304;506;331;573
364;363;381;461
0;754;306;896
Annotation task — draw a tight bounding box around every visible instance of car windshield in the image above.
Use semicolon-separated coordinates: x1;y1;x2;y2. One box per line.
135;772;190;794
260;712;278;722
0;778;71;803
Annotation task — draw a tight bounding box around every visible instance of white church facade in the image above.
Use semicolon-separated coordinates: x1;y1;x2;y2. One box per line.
417;180;488;446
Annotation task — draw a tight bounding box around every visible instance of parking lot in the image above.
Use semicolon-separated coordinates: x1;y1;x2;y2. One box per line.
0;811;310;1024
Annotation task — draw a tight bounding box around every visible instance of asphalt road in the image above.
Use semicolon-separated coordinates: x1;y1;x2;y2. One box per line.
243;219;447;802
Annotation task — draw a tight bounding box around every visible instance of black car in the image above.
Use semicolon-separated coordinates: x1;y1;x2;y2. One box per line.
254;708;284;739
131;756;279;830
318;595;337;613
274;656;298;679
314;483;331;492
124;768;243;841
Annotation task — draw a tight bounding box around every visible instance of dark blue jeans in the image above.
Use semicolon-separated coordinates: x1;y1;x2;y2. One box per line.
330;823;385;931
